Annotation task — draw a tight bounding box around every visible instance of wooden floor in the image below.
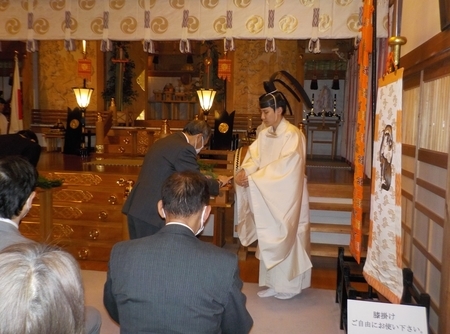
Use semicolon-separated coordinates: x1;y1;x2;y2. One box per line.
36;152;353;290
238;251;338;290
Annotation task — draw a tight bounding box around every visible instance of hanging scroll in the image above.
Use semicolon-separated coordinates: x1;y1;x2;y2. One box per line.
363;68;404;304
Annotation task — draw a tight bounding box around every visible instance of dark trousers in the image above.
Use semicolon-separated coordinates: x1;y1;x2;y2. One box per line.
127;214;162;239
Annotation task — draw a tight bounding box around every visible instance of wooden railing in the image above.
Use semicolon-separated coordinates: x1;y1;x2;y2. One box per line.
31;109;111;131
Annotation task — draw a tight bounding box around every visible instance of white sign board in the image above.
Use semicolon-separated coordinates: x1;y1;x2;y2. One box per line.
347;299;428;334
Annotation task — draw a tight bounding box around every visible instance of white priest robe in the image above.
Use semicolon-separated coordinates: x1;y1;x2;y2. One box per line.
236;118;312;294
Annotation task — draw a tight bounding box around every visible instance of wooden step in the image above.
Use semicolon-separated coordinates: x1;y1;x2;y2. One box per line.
237;242;366;260
310;223;351;234
309;202;353;211
308;183;354;198
311;243;350;257
309;201;370;212
311;243;367;258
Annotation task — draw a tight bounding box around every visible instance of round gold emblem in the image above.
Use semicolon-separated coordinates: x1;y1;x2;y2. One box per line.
70;119;80;129
218;123;229;133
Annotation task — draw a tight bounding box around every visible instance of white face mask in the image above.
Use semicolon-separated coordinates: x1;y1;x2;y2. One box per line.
195;136;204;154
196;206;207;236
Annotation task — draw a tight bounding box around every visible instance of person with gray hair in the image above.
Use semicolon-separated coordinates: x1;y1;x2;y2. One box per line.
0;155;102;334
0;242;85;334
122;119;232;239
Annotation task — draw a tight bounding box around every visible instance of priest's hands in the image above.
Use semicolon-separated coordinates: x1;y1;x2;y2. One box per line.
235;170;249;188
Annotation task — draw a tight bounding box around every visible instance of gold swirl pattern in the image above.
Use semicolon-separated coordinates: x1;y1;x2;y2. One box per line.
201;0;219;9
213;16;227;34
274;0;284;9
318;14;332;33
79;0;96;11
279;15;298;34
233;0;251;8
61;17;78;33
151;16;169;34
0;1;9;11
335;0;353;6
383;15;388;32
187;15;199;33
5;18;21;35
299;0;315;8
22;0;38;11
20;0;29;11
169;0;184;10
34;18;50;35
138;0;156;9
49;0;65;11
346;13;360;33
110;0;125;10
120;17;137;34
246;15;264;34
91;17;103;34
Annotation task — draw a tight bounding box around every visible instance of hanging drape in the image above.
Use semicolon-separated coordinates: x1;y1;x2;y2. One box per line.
342;39;388;168
341;52;359;165
0;0;389;52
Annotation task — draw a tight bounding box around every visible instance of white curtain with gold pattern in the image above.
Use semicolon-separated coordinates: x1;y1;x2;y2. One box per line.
0;0;389;51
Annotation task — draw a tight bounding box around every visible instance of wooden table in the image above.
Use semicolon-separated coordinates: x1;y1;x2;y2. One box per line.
210;187;234;247
305;117;340;160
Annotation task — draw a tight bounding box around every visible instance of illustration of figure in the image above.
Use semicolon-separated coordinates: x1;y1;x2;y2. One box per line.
379;125;393;191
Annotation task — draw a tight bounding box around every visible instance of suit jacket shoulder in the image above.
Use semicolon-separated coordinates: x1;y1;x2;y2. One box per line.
0;223;33;251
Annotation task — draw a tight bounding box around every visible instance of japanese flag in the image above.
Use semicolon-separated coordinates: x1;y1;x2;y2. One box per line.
9;53;23;133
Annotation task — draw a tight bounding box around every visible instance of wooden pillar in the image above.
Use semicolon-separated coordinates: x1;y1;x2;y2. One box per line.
439;149;450;333
38;188;53;242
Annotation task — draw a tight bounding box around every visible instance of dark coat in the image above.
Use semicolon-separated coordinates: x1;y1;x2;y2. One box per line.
122;132;219;231
104;224;253;334
0;133;41;167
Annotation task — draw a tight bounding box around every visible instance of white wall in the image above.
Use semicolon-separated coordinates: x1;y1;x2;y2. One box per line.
401;1;441;55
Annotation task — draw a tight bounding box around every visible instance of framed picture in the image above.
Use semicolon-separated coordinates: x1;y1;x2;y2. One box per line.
439;0;450;31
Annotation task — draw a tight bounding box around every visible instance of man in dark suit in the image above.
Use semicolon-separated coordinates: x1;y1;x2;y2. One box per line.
0;156;38;250
104;171;253;334
122;119;232;239
0;129;42;167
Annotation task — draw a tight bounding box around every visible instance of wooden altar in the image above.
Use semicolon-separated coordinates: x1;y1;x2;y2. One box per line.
21;152;236;270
